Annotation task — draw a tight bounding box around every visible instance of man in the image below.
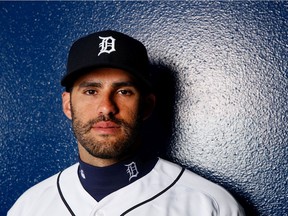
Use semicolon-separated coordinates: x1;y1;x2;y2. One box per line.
8;30;245;216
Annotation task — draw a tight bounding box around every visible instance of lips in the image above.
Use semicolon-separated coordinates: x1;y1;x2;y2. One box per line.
92;121;120;129
91;121;121;134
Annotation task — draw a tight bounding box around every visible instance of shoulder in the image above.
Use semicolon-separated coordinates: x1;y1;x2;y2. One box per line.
7;163;78;216
16;163;78;198
156;158;245;216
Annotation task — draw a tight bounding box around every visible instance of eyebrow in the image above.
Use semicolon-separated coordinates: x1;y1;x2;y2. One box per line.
78;81;137;89
79;82;102;88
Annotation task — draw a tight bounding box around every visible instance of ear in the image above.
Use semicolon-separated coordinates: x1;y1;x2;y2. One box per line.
142;93;156;121
62;92;72;120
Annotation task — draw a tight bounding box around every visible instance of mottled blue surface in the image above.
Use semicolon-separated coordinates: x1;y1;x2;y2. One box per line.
1;2;287;216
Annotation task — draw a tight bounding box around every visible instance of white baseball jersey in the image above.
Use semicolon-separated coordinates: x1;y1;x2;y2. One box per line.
8;158;245;216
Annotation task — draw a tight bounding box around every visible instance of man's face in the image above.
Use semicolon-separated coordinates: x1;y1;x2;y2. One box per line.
62;68;154;161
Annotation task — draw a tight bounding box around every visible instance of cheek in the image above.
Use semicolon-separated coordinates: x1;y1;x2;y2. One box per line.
71;101;92;121
122;101;143;122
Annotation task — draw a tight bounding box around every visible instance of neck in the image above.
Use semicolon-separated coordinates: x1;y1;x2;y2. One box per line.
78;143;134;167
77;154;159;201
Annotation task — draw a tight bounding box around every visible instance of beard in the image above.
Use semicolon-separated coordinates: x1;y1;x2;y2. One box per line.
71;105;142;160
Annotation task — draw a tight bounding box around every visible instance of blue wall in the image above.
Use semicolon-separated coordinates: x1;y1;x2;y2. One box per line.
1;2;287;216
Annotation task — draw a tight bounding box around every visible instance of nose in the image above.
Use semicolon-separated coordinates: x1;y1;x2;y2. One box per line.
97;94;118;116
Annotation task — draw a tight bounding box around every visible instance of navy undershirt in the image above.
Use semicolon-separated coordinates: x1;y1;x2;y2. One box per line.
77;156;158;202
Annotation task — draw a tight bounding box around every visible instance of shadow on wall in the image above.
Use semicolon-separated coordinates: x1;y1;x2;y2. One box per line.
141;62;259;216
140;62;177;159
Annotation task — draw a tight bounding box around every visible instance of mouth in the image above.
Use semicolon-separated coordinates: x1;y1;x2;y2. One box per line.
91;121;121;134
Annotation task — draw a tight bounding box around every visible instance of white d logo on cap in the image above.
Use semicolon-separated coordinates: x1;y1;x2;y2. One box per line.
98;36;116;56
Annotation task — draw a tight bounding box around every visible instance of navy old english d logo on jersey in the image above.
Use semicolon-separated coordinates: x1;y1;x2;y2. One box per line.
98;36;116;56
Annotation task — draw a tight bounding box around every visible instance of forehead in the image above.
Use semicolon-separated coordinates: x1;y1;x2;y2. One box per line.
74;68;136;86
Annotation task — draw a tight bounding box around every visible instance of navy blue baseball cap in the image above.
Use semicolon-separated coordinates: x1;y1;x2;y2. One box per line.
61;30;151;92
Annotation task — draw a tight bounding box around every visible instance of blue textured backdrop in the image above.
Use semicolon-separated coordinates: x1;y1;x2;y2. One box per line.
1;2;287;216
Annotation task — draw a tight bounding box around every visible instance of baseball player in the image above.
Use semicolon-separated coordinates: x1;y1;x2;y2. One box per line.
8;30;245;216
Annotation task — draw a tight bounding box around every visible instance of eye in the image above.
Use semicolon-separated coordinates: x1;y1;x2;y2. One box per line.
84;89;97;95
118;89;133;96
